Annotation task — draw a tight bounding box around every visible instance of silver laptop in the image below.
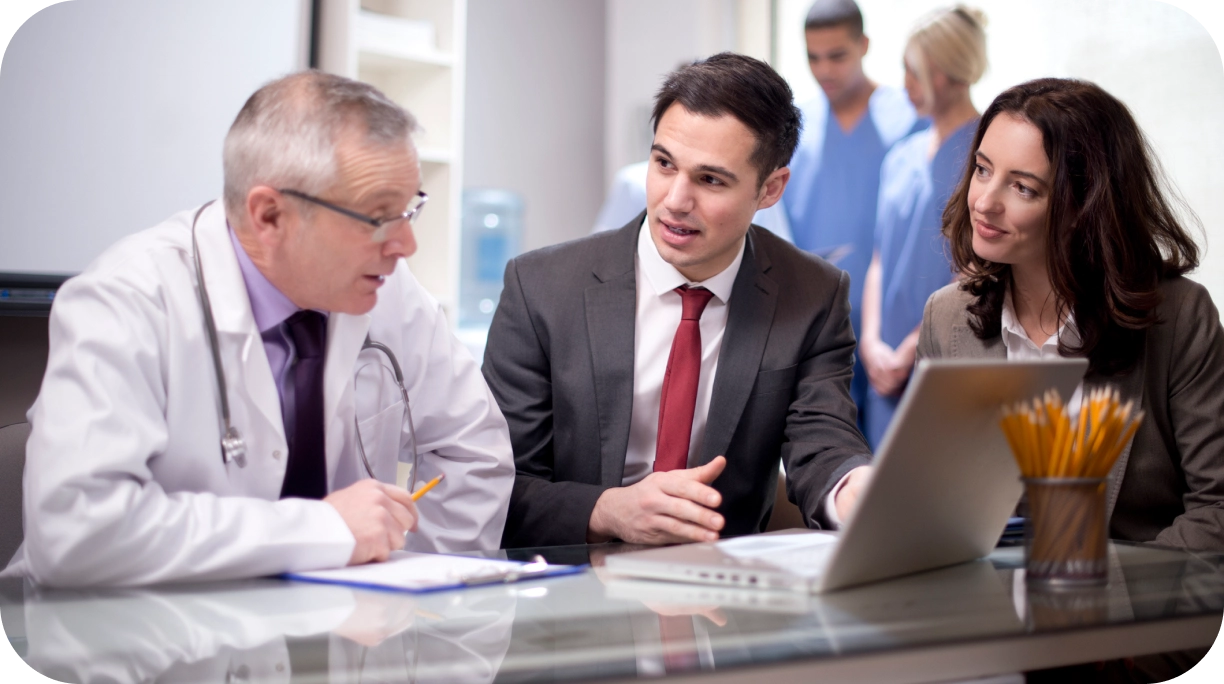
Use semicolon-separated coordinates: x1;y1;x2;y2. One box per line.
604;358;1088;593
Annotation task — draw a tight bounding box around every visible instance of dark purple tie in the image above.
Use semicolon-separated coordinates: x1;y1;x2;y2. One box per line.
654;286;715;472
281;310;327;499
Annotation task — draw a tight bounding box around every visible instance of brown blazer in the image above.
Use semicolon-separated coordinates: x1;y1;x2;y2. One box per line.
918;277;1224;552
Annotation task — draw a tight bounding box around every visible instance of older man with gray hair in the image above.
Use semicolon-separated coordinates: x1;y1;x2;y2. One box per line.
3;71;514;587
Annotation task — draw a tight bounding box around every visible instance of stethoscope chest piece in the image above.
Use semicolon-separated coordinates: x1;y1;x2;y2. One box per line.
221;425;247;468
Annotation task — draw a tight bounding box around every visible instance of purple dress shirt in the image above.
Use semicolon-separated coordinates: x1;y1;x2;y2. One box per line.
229;227;326;437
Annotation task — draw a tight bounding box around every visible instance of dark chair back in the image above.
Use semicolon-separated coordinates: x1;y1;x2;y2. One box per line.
0;422;30;566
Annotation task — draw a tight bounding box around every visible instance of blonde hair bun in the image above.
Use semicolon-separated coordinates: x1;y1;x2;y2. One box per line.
907;4;989;86
955;5;987;30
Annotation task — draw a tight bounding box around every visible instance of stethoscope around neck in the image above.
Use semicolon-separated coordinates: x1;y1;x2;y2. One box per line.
189;201;420;488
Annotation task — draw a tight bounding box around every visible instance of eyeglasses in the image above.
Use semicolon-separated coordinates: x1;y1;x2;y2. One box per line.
279;188;428;242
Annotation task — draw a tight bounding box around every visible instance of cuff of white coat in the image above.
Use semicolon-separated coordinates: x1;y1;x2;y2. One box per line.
281;499;358;572
822;467;862;530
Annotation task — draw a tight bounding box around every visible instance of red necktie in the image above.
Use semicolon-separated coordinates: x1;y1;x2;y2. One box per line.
654;286;715;472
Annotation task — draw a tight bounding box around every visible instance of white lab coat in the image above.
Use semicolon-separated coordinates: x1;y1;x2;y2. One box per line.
4;201;514;587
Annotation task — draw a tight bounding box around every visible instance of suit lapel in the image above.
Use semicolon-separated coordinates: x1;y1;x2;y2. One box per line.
700;230;777;465
951;324;1006;359
586;218;641;486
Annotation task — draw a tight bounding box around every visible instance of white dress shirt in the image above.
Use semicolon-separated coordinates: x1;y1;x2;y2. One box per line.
622;220;745;485
1000;288;1084;413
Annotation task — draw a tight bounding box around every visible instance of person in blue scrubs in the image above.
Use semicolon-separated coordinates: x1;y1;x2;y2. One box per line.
859;5;988;446
782;0;923;442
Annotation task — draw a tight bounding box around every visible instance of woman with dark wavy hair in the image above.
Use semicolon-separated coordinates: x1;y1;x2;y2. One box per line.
918;77;1224;551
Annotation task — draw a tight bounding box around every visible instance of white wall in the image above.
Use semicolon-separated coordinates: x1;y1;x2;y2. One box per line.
775;0;1224;304
0;0;308;275
604;0;741;185
464;0;774;252
463;0;606;252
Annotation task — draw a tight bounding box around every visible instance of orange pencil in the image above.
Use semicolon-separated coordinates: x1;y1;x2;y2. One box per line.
411;474;444;501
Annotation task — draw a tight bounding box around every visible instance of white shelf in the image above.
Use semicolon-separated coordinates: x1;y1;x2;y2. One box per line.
417;146;452;164
317;0;466;318
359;45;454;68
355;9;452;67
357;46;455;68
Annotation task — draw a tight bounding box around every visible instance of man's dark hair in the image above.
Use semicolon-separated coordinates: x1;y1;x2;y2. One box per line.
804;0;864;37
651;52;802;187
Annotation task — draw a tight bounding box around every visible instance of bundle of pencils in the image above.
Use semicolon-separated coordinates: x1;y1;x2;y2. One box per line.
1000;387;1143;479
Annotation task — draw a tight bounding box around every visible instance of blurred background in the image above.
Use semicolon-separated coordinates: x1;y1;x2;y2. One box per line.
0;0;1221;402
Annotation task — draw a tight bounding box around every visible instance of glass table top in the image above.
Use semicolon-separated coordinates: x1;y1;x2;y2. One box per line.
3;542;1222;683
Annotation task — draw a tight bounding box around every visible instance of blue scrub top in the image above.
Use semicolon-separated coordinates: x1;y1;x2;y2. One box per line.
874;119;977;348
865;118;977;446
782;86;923;331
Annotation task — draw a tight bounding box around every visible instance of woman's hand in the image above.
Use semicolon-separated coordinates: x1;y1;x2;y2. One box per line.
863;339;910;397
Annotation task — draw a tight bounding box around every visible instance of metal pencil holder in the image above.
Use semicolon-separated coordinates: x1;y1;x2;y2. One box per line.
1022;477;1108;588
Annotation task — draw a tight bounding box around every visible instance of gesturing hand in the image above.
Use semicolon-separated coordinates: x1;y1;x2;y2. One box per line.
588;456;727;545
325;479;419;565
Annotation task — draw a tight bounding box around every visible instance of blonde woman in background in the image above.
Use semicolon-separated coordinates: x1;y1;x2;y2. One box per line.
856;5;986;448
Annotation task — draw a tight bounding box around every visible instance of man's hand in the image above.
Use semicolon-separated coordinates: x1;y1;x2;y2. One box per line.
588;456;727;545
331;590;417;646
834;466;873;524
325;479;419;565
587;546;726;625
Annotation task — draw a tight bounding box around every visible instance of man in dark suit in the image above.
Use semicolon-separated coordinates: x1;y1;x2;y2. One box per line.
483;53;873;548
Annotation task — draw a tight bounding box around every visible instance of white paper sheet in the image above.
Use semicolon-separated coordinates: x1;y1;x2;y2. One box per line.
717;533;839;578
288;552;547;592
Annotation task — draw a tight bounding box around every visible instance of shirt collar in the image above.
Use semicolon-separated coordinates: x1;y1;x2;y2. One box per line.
229;225;301;334
1000;287;1081;351
636;217;745;303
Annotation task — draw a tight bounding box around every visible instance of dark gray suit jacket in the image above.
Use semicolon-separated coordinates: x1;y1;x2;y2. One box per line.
918;277;1224;552
483;215;872;548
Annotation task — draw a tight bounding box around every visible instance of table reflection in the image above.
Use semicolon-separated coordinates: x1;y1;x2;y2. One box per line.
3;543;1222;683
494;543;1224;681
12;579;516;683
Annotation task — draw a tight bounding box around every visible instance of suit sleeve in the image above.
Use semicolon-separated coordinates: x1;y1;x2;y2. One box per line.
482;259;608;547
782;270;873;529
917;290;942;361
1151;284;1224;551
